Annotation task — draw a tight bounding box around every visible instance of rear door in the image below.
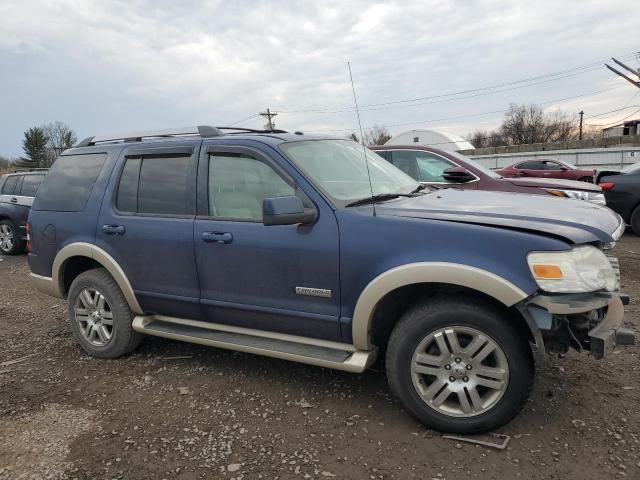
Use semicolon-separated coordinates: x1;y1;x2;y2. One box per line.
193;143;342;341
96;144;201;319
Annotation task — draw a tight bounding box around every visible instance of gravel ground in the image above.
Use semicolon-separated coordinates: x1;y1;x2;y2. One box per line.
1;234;639;480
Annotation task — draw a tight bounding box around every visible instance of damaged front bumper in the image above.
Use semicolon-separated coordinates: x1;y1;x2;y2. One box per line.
518;292;635;361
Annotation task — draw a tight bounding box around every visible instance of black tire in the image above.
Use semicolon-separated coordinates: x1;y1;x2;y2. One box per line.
67;268;142;358
386;297;533;433
631;206;640;236
578;176;594;183
0;219;25;255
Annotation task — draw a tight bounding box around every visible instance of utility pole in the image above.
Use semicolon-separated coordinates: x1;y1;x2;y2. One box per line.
605;57;640;88
579;110;584;140
259;108;278;130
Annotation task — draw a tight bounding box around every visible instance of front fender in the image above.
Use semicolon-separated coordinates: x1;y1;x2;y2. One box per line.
351;262;529;350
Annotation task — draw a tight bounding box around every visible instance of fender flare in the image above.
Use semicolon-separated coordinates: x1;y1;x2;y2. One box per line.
53;242;144;314
351;262;529;350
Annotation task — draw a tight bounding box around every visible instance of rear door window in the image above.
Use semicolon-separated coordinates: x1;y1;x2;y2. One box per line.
19;175;44;197
1;175;19;194
116;156;190;216
33;154;107;211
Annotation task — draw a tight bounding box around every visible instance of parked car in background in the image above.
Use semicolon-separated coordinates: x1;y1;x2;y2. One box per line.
496;159;595;183
28;126;632;434
598;162;640;234
371;146;606;205
0;169;47;254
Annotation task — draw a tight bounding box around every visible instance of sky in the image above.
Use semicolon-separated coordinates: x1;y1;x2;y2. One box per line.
1;0;639;157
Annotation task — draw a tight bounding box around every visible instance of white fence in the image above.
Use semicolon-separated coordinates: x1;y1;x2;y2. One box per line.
470;146;639;170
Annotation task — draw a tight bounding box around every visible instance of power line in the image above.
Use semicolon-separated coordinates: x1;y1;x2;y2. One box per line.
586;107;640;127
276;52;638;115
226;113;260;127
302;85;626;133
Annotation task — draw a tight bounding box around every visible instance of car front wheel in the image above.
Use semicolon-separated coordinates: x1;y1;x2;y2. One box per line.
386;297;533;433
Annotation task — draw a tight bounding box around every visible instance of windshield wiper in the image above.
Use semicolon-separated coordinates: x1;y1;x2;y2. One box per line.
345;193;413;208
410;184;429;194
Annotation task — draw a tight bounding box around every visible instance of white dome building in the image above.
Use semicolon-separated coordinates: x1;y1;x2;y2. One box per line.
385;129;474;152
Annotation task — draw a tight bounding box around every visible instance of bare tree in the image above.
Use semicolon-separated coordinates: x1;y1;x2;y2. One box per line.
42;121;77;161
0;155;18;174
501;104;574;145
466;129;507;148
364;125;392;146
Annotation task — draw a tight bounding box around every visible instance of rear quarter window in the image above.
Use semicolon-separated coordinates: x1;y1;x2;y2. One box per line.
19;175;44;197
33;153;107;212
1;175;20;194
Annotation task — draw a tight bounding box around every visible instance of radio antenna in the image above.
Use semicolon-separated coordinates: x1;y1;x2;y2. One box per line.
348;61;376;217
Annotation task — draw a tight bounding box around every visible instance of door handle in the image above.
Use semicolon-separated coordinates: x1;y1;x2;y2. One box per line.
102;224;126;235
10;197;18;203
202;231;233;244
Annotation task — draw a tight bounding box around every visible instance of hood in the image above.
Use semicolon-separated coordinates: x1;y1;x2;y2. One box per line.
374;189;622;244
505;176;601;192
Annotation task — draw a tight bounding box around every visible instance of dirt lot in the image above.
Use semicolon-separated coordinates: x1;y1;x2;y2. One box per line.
1;235;639;480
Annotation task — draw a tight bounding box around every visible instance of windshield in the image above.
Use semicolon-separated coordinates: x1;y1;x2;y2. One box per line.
445;150;502;179
280;140;419;207
622;161;640;174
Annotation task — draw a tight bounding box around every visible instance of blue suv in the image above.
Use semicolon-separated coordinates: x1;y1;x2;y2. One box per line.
28;126;634;433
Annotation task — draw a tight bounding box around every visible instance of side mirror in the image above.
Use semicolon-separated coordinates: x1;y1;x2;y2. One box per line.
442;166;475;183
560;166;568;171
263;196;317;226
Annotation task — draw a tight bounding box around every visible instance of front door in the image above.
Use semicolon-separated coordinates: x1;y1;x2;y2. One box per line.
194;144;342;342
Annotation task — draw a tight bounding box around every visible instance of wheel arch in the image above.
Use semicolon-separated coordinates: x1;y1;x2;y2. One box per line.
351;262;529;350
54;242;143;314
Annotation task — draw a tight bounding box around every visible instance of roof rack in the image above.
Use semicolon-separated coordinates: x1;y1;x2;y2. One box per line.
75;125;224;147
217;127;289;134
11;168;49;173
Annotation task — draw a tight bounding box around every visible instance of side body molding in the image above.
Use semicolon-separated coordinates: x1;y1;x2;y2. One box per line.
50;242;144;314
351;262;529;350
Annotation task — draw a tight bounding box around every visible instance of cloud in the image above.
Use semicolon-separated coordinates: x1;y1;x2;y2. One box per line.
0;0;638;156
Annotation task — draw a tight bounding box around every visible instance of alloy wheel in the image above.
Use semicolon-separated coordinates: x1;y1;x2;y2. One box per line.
410;326;509;417
74;288;114;347
0;224;14;253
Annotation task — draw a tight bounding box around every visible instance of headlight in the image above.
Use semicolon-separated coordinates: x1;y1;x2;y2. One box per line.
527;245;618;293
545;189;606;206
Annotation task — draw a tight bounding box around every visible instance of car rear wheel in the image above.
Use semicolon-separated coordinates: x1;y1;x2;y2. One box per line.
67;268;142;358
0;220;25;255
386;297;533;433
631;205;640;235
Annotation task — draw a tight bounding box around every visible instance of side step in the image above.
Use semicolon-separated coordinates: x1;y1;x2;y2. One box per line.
132;315;377;373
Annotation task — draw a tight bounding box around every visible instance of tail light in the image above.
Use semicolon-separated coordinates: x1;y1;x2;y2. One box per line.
599;182;615;191
26;222;32;252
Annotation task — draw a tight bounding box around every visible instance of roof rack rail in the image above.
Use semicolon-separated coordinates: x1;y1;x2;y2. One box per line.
10;167;50;173
217;127;289;134
75;125;224;147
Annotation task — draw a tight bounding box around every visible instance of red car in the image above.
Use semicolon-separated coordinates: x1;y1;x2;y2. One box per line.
496;159;595;183
371;146;605;206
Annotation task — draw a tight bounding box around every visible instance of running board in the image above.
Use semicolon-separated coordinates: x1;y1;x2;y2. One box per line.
132;315;377;373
